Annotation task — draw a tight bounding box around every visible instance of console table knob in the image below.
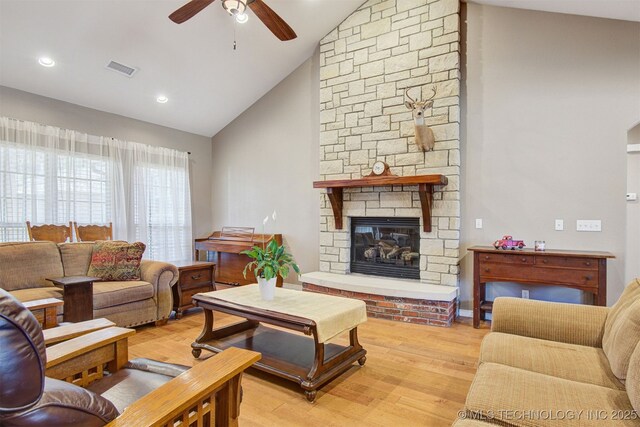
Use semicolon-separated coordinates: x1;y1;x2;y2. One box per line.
585;262;592;267
484;268;490;273
542;259;548;264
586;275;593;281
521;258;527;262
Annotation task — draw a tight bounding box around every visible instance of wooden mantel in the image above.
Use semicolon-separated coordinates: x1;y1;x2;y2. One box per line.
313;174;448;232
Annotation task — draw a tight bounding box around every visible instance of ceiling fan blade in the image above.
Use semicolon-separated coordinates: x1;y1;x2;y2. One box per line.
169;0;216;24
248;0;297;41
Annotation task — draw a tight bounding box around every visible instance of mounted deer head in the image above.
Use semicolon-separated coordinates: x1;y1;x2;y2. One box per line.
405;87;437;152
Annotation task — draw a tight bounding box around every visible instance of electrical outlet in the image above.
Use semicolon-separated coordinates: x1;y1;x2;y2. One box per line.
555;219;564;231
522;290;530;299
628;193;638;202
576;220;602;232
475;219;483;229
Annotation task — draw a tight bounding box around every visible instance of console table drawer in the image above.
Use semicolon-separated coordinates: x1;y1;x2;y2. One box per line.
480;263;598;288
535;256;598;270
182;267;214;289
479;253;534;265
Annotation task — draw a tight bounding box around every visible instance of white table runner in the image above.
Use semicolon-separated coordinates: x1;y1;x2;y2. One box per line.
200;285;367;343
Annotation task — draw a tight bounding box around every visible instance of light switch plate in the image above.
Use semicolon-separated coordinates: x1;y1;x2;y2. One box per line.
522;290;530;299
628;193;638;201
576;220;602;232
475;219;483;229
555;219;564;231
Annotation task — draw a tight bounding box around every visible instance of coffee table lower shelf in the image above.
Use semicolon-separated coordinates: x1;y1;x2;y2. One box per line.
191;313;366;402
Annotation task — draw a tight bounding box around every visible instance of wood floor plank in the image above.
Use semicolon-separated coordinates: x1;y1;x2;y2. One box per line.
128;310;489;426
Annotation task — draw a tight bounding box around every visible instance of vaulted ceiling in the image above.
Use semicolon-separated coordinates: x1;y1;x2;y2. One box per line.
1;1;637;137
0;0;362;137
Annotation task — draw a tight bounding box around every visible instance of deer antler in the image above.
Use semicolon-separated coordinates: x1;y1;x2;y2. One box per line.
404;88;416;104
426;86;437;100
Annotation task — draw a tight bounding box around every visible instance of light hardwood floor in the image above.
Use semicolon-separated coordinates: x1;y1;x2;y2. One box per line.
129;310;489;427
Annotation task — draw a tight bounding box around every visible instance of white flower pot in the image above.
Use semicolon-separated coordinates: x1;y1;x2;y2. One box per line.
258;277;277;301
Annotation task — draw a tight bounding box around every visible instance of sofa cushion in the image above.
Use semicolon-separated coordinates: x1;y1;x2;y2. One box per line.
480;332;624;390
0;242;62;291
58;242;94;277
93;281;154;310
465;363;636;427
603;278;640;380
10;287;64;303
87;241;145;281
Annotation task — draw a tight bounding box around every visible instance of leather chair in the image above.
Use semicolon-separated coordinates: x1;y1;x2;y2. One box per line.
0;289;261;426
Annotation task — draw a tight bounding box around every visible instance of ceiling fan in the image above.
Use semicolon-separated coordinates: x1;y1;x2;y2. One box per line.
169;0;297;41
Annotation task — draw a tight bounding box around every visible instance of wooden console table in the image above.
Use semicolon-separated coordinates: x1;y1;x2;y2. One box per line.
468;246;615;328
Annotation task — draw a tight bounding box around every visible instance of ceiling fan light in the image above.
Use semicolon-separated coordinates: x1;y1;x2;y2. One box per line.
222;0;247;16
235;12;248;24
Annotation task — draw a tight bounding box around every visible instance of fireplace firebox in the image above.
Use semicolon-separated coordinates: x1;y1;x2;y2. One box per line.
350;217;420;280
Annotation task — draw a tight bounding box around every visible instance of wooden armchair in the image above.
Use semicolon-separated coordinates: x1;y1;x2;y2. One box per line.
26;221;73;242
74;222;113;241
0;289;260;427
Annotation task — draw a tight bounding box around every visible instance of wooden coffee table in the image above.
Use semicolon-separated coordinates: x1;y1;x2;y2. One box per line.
191;287;367;402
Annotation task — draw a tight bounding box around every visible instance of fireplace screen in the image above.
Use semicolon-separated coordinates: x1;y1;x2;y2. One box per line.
350;217;420;280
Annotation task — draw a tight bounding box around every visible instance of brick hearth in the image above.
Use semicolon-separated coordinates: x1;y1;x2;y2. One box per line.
303;283;457;326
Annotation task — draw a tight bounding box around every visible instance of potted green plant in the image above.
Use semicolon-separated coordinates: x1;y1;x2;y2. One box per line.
241;239;300;300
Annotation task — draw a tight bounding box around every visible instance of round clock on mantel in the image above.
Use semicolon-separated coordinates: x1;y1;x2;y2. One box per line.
372;161;386;175
367;161;394;177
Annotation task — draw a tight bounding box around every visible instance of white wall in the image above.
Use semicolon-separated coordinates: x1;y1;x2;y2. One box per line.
628;123;640;283
461;3;640;309
0;86;213;239
210;54;321;282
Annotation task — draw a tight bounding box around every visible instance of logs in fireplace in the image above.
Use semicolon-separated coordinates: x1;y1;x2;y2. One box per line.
350;217;420;280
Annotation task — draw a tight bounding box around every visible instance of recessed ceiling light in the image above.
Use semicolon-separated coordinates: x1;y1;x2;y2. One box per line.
236;13;248;24
156;95;169;104
38;57;55;67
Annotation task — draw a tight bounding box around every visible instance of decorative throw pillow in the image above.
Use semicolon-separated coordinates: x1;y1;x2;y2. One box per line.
87;241;146;281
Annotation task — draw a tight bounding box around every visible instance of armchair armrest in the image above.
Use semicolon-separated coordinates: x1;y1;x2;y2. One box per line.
491;297;610;347
43;318;116;345
140;260;179;322
46;327;135;386
107;347;261;427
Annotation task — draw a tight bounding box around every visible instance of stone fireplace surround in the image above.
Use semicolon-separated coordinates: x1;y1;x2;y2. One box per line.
303;0;461;327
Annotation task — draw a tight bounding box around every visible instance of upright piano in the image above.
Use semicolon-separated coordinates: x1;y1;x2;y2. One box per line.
195;227;283;287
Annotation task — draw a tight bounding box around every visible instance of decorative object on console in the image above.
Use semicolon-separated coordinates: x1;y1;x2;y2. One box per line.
242;239;300;300
26;221;73;243
493;235;526;250
87;241;146;281
168;0;297;41
534;240;546;251
404;86;437;152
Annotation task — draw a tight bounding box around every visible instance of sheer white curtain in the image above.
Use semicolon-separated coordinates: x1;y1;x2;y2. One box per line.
0;117;192;261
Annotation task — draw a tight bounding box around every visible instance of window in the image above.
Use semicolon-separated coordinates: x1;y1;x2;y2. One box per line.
0;117;192;261
0;142;111;241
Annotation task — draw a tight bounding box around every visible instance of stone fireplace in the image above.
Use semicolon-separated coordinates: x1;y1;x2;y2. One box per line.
302;0;461;326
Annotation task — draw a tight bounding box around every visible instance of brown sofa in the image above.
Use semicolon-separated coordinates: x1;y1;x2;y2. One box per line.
454;279;640;427
0;241;178;327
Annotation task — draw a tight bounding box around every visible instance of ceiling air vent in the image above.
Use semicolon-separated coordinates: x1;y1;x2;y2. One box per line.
105;60;138;77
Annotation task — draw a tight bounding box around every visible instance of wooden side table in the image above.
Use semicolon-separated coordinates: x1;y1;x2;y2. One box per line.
172;261;216;319
23;298;64;329
468;246;615;328
48;276;99;323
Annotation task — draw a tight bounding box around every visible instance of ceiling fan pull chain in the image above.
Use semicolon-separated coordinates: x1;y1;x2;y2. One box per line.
233;19;237;51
